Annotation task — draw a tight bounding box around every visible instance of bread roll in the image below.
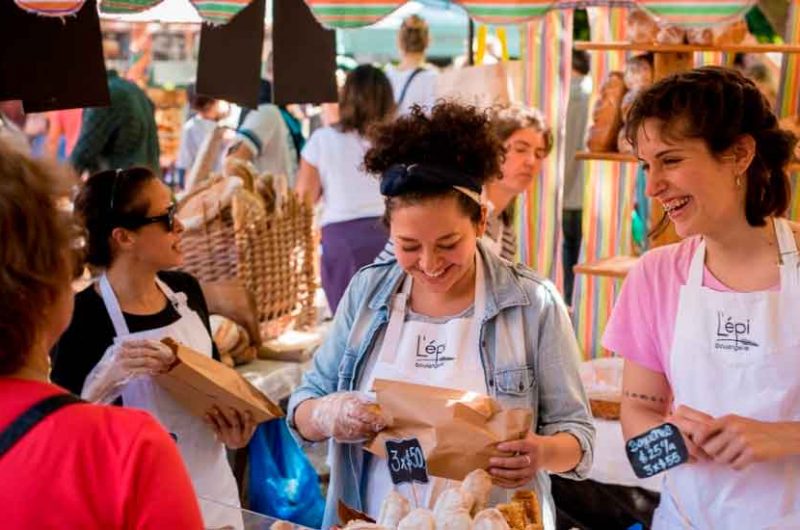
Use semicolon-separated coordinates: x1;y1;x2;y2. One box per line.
656;25;686;45
433;488;475;520
473;509;510;530
461;469;493;514
626;10;658;44
435;509;472;530
377;491;410;530
397;509;436;530
587;72;626;153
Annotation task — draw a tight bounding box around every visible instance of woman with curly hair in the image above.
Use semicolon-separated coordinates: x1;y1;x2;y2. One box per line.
288;103;593;528
603;66;800;528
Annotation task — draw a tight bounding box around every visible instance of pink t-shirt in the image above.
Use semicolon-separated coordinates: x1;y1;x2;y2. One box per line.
602;236;757;379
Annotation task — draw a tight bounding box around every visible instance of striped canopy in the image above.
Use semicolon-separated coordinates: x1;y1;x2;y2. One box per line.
14;0;756;27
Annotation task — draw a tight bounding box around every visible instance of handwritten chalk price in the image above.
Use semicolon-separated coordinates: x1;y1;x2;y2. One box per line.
625;423;689;479
385;438;429;485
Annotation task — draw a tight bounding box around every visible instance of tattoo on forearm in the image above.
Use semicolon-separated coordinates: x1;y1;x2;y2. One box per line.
623;390;667;403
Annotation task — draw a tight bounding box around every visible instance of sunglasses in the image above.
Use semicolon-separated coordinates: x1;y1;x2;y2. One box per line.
119;204;177;232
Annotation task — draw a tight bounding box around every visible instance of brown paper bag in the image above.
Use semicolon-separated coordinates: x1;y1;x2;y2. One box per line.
365;379;532;481
435;62;519;110
156;338;284;423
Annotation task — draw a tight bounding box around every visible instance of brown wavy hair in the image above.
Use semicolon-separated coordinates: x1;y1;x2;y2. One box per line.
338;64;396;136
625;66;796;235
363;102;503;225
0;141;76;375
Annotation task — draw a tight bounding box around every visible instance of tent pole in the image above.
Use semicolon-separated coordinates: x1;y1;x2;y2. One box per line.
468;18;475;65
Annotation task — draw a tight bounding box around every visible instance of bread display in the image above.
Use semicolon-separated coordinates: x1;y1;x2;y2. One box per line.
473;509;511;530
209;315;257;367
626;9;659;44
587;72;627;153
461;469;493;514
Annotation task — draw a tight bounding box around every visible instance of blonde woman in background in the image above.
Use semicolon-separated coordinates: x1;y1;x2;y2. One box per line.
385;14;439;115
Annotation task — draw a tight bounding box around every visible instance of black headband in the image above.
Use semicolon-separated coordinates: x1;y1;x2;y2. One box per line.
380;163;482;199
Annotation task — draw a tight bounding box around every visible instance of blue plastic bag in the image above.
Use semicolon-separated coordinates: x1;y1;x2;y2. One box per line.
249;419;325;528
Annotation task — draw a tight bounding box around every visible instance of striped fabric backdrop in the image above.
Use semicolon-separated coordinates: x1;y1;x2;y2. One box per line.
570;5;634;360
516;8;573;288
637;0;755;26
100;0;161;13
14;0;84;16
779;0;800;221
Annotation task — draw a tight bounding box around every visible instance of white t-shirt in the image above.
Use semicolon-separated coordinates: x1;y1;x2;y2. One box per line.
236;104;297;180
385;64;438;116
301;126;384;227
176;116;224;173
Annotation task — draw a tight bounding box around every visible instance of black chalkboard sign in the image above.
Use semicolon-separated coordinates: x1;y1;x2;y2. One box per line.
385;438;429;485
626;423;689;479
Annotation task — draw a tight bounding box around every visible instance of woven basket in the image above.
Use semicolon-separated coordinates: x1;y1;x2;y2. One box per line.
177;167;316;338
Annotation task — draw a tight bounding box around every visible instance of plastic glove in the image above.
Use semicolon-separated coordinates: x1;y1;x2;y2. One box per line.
81;339;176;404
310;392;386;443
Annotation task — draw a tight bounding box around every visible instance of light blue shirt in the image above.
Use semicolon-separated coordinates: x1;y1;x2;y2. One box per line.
287;242;595;529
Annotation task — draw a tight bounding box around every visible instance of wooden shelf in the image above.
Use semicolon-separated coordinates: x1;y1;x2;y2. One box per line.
574;255;639;279
576;151;637;163
574;42;800;54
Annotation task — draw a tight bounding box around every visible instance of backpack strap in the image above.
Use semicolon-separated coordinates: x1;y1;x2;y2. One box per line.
397;67;426;107
0;393;83;459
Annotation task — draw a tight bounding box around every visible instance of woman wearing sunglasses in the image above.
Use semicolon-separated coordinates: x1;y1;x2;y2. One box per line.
51;167;255;529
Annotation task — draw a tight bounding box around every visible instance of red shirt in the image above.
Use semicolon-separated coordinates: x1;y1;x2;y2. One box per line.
0;378;204;529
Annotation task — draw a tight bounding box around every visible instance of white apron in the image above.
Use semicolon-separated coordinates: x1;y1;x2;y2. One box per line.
361;256;489;515
654;218;800;530
98;274;242;529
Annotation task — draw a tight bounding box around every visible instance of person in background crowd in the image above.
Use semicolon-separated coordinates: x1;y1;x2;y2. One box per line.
70;40;159;175
288;103;593;529
385;14;439;115
604;66;800;529
0;101;30;155
561;49;592;305
175;87;230;187
0;141;203;529
375;103;552;264
51;167;255;529
45;108;83;160
229;79;298;183
295;65;396;313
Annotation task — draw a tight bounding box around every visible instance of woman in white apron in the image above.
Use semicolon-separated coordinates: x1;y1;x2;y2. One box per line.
288;103;594;529
52;167;256;529
603;66;800;529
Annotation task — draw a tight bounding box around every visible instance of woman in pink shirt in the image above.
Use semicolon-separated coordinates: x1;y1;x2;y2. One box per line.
603;67;800;529
0;141;203;529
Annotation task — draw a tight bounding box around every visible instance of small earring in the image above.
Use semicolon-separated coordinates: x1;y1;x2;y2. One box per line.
736;175;742;188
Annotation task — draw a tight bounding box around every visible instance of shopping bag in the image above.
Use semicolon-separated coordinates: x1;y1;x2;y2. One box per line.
248;420;325;529
435;62;521;110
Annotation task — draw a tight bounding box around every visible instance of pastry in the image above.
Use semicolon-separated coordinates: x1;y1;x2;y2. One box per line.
656;24;686;45
686;27;713;45
344;522;388;530
461;469;493;514
626;9;659;44
433;488;475;520
511;491;542;527
436;509;472;530
473;509;511;530
397;508;436;530
496;502;526;530
377;491;410;530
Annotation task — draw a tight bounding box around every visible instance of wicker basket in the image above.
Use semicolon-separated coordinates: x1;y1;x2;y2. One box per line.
177;168;316;338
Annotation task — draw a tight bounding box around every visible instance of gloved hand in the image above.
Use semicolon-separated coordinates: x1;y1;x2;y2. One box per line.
310;392;386;443
81;339;176;404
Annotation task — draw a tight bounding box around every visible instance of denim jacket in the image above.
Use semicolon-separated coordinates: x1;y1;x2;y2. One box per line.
288;243;594;529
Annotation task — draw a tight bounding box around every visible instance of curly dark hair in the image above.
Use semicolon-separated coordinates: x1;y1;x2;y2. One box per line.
0;141;76;375
75;167;158;267
363;102;504;225
625;66;796;230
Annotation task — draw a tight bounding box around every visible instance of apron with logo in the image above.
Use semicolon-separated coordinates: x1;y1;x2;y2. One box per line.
361;255;489;516
98;274;241;529
654;218;800;529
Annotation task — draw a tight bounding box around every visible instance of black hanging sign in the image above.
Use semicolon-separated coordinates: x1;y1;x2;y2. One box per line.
626;422;689;479
385;438;429;485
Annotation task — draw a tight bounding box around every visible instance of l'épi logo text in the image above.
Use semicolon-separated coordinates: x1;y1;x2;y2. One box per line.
714;311;759;352
414;335;455;369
